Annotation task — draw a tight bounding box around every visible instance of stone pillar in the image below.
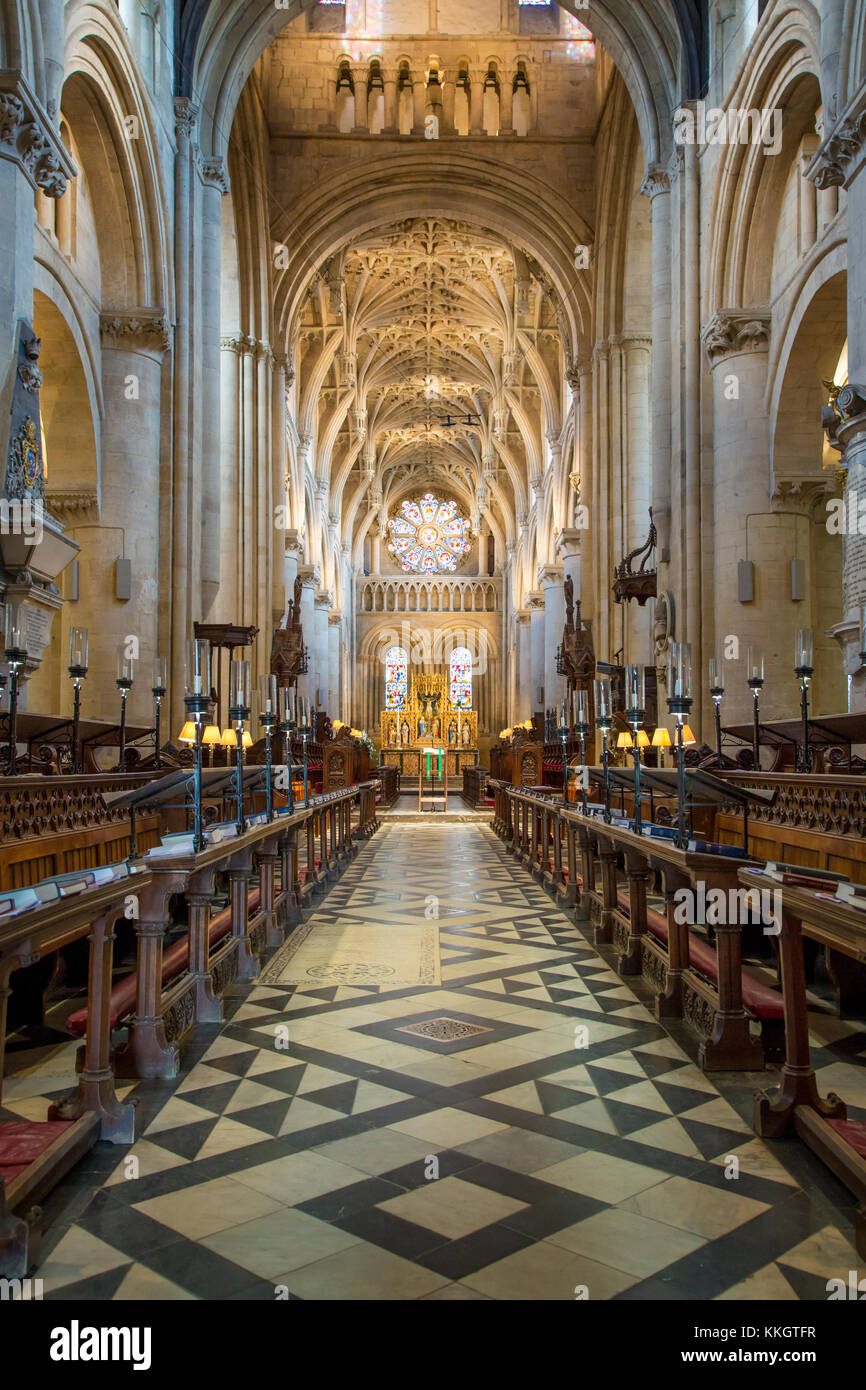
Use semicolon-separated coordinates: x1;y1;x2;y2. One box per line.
555;528;582;600
76;315;167;724
353;69;369;131
313;590;331;707
441;74;455;133
527;592;545;713
476;529;486;574
807;117;866;376
328;613;341;717
198;158;230;620
412;79;425;135
383;70;398;133
371;528;382;572
283;528;302;618
516;612;532;719
641;164;672;570
0;75;75;404
469;70;484;135
499;69;514;134
825;386;866;707
171;98;198;729
539;565;566;714
702;309;801;725
297;565;318;704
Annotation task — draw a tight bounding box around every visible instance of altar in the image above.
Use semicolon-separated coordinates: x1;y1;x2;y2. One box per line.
380;672;478;777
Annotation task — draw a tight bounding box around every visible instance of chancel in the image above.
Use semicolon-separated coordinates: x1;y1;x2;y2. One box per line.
2;0;866;1319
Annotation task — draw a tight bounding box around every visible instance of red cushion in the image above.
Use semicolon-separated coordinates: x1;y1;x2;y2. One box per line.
0;1120;74;1181
66;889;262;1037
615;891;782;1020
827;1118;866;1158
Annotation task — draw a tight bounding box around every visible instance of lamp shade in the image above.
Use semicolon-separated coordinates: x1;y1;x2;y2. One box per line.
795;628;814;672
258;672;277;715
152;656;168;693
746;646;764;685
625;663;645;716
69;626;88;672
242;730;253;749
221;728;237;748
201;724;221;745
186;637;209;696
616;730;633;748
681;724;697;746
652;727;672;748
636;729;650;748
594;677;612;723
178;721;197;743
708;657;724;696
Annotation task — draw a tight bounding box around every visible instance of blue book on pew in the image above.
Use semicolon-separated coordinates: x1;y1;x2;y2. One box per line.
686;838;746;858
0;887;41;916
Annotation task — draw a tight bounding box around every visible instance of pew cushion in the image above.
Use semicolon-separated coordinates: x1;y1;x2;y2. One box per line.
65;889;262;1037
0;1120;75;1182
615;890;783;1020
827;1118;866;1158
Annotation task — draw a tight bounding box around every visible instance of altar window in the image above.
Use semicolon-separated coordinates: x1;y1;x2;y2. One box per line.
384;645;408;709
449;646;472;709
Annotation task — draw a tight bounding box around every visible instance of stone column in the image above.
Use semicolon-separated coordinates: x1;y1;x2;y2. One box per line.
824;386;866;707
702;309;801;725
353;68;369;132
499;69;514;134
469;70;484;135
283;528;302;618
313;590;331;708
516;611;532;719
0;75;75;403
198;158;230;621
170;98;198;729
807;115;866;377
555;528;582;600
441;73;455;133
641;164;672;571
328;612;341;717
527;591;545;713
539;565;566;714
297;565;319;704
383;70;398;133
72;314;168;725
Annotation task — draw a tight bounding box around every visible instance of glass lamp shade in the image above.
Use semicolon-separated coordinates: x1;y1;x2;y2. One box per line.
593;677;612;724
681;724;697;746
795;628;814;672
201;724;221;745
575;689;590;728
221;728;237;748
186;637;209;696
708;657;724;696
668;642;692;701
229;659;251;711
178;720;197;744
746;646;764;686
652;727;672;748
625;663;645;715
636;729;650;748
116;648;134;686
4;601;24;653
258;673;277;716
616;730;634;748
69;626;88;672
152;656;168;693
279;686;297;723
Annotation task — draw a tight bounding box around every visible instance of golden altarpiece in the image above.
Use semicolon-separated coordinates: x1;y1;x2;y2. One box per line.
380;673;478;777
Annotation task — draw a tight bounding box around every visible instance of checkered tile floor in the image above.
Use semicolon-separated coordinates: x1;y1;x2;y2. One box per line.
26;823;865;1299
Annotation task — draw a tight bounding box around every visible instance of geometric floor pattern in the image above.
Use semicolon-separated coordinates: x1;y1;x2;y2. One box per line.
29;823;863;1300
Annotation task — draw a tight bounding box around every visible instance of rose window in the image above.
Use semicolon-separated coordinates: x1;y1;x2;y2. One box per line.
387;494;472;574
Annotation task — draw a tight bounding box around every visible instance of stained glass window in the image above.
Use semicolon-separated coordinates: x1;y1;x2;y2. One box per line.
384;646;408;709
449;646;473;710
387;493;472;575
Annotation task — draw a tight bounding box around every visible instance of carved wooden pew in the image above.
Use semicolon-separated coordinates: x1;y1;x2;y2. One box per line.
68;787;364;1079
0;867;152;1277
741;867;866;1257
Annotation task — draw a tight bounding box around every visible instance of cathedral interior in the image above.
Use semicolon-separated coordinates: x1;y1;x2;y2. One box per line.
1;0;866;1330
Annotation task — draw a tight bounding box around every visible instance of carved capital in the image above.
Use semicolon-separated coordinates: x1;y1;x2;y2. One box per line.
640;163;670;199
805;104;866;190
0;71;76;196
174;97;199;144
199;155;231;194
701;308;770;364
100;309;171;354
